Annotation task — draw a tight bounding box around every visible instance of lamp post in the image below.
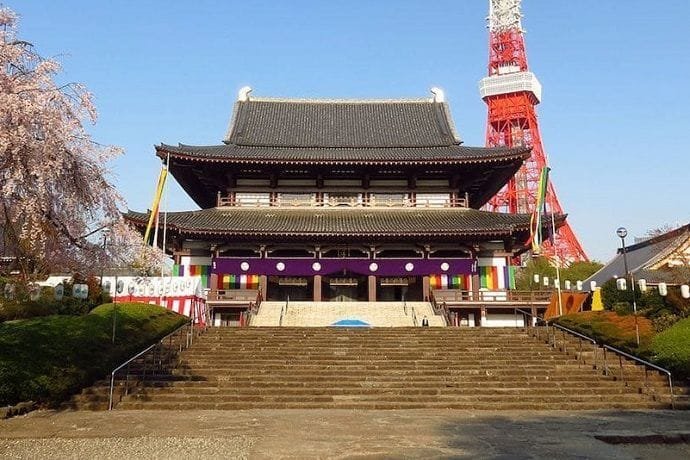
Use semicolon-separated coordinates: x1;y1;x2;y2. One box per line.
616;227;640;346
100;230;108;303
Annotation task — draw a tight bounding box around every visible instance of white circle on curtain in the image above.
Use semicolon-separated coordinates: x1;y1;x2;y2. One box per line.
405;262;414;272
440;262;450;272
240;262;250;271
276;262;285;272
312;262;321;272
369;263;378;272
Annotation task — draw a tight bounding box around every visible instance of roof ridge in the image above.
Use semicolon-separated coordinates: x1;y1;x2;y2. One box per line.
243;96;436;104
619;223;690;253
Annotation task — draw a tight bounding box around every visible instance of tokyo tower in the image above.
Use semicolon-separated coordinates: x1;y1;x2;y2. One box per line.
479;0;588;263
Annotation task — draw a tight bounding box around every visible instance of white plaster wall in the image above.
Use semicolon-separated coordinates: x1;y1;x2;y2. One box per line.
179;256;212;267
484;313;524;328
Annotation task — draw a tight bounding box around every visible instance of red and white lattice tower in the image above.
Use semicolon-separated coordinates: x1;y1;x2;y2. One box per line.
479;0;588;263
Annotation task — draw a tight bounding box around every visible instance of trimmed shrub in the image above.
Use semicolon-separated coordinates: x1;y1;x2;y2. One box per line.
0;302;188;406
651;317;690;379
554;311;654;351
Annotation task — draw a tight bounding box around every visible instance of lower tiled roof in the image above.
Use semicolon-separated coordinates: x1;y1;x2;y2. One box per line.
156;143;529;164
125;207;560;241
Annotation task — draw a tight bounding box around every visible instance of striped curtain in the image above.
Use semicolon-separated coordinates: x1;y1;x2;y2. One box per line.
479;266;499;290
172;265;211;288
504;265;517;290
219;274;260;290
429;274;470;290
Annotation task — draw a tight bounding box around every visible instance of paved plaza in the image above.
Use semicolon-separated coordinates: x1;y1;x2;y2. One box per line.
1;409;690;459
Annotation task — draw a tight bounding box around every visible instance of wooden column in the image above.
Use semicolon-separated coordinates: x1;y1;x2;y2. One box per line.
422;275;430;301
480;306;487;327
472;273;480;299
210;273;219;291
368;275;376;302
259;275;268;300
313;275;322;302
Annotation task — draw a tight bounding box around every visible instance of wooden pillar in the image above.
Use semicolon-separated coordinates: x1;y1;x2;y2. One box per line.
260;275;268;300
210;273;219;291
422;275;430;301
480;306;487;327
472;273;480;300
313;275;322;301
368;275;376;302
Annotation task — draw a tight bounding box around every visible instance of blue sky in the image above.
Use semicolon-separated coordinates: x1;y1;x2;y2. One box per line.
10;0;690;262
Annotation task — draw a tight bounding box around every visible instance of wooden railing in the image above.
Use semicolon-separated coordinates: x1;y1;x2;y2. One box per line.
207;289;259;302
432;289;553;304
216;194;468;208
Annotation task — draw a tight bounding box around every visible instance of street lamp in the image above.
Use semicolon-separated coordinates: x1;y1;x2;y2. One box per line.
616;227;640;345
100;229;109;303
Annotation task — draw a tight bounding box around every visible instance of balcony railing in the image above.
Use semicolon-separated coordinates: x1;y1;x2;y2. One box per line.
207;288;259;302
217;193;468;208
432;289;553;304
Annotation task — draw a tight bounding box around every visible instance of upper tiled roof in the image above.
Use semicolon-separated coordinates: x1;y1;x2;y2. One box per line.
125;207;559;241
223;98;460;148
156;143;529;165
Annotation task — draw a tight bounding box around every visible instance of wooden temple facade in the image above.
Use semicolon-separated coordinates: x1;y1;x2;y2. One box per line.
126;88;562;325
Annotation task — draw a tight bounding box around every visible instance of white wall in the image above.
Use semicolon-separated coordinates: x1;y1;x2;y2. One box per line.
483;313;524;328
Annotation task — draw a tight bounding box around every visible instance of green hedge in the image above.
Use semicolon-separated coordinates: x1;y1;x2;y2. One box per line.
0;303;188;406
651;317;690;379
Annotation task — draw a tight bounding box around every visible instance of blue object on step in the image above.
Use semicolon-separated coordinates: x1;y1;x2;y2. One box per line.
330;319;371;327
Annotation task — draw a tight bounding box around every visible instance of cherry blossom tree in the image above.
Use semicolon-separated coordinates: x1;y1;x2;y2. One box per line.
0;7;162;277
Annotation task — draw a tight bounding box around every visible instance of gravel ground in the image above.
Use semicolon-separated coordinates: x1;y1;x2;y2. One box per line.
0;436;253;460
1;409;690;459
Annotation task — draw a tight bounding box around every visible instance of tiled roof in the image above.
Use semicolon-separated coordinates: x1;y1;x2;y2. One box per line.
156;143;529;165
125;207;557;241
223;99;460;148
585;223;690;287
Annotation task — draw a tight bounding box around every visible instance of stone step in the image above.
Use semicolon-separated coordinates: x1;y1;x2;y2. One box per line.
116;400;668;411
126;393;653;404
121;373;628;385
80;378;643;398
130;386;647;397
79;326;682;412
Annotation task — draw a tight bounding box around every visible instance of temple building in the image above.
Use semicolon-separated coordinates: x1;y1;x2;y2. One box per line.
125;87;563;325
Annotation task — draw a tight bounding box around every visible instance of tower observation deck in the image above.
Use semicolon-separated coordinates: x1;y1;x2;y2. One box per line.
480;0;588;263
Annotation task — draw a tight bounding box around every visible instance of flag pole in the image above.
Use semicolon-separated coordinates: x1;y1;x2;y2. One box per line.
550;199;563;316
161;152;170;279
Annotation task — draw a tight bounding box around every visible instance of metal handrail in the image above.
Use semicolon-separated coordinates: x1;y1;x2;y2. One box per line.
551;323;596;345
550;323;600;370
539;320;675;409
108;319;200;410
513;308;548;340
602;344;675;409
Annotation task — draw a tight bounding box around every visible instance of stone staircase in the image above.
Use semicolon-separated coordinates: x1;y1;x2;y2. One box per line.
98;327;678;410
249;301;285;326
250;301;444;327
